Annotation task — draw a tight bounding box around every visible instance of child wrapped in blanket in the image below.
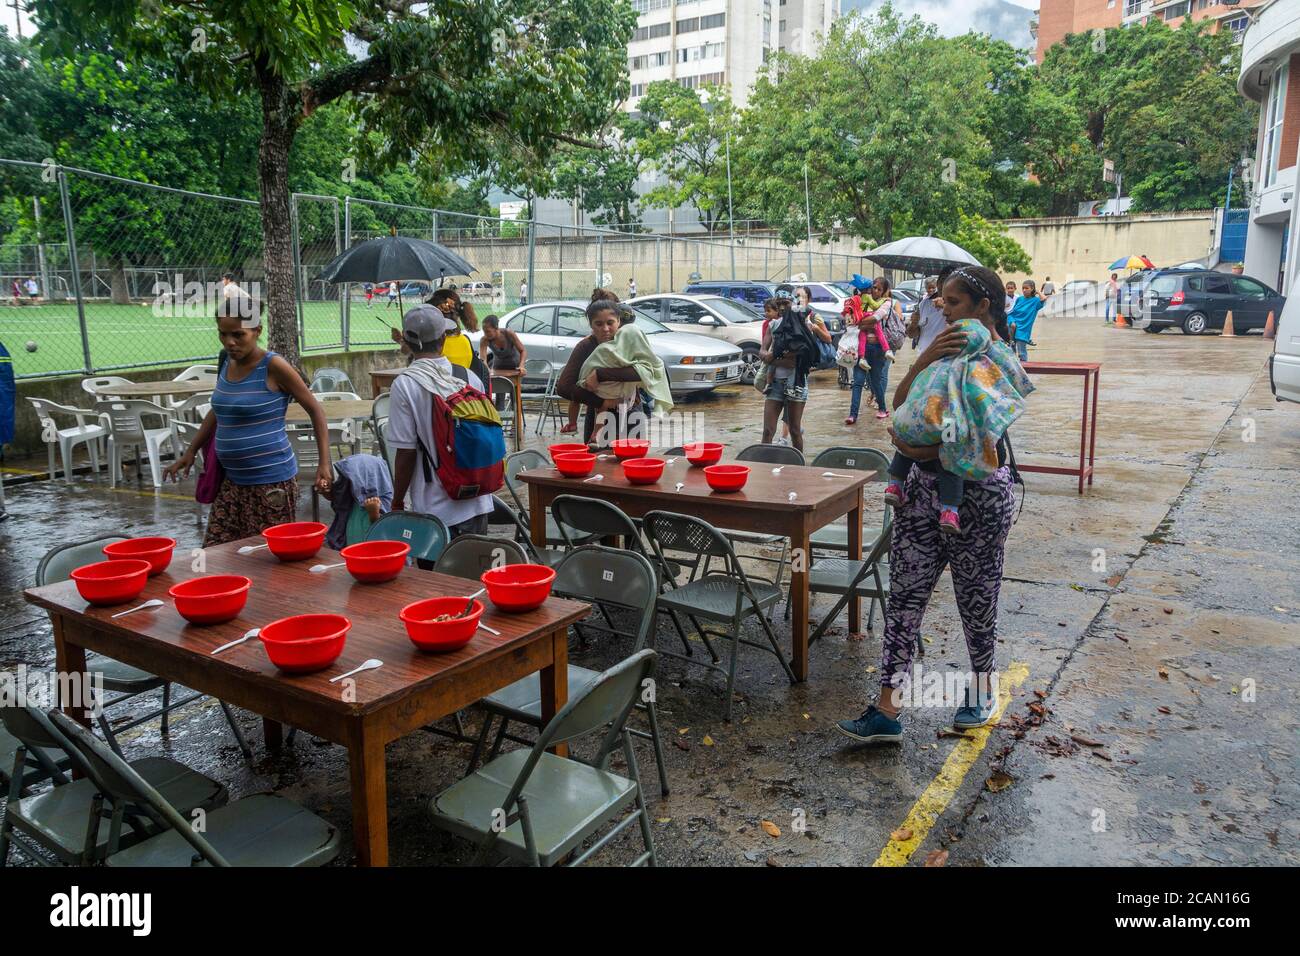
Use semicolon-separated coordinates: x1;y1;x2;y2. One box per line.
884;266;1034;535
577;311;675;423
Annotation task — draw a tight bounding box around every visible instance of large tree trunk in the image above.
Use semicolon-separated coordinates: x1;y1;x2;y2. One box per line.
255;66;302;372
109;255;131;305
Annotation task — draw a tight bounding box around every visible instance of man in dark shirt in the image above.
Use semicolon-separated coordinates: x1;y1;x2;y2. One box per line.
556;300;642;444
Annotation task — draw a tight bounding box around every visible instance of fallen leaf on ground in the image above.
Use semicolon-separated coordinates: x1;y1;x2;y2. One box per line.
761;820;781;838
1070;734;1104;747
1090;750;1113;762
1157;706;1172;715
702;735;714;746
678;727;689;735
673;738;690;752
924;849;949;867
1034;690;1047;700
985;771;1014;793
1163;608;1174;615
937;729;974;740
1115;634;1129;643
891;827;914;841
1158;667;1169;679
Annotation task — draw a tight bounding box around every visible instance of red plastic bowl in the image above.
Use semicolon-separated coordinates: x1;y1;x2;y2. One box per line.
399;596;484;652
168;575;252;625
261;521;327;561
102;537;177;576
611;438;651;460
622;456;665;485
340;540;410;583
69;560;151;607
683;442;724;467
258;614;350;674
704;464;750;492
553;452;596;478
548;442;589;463
480;563;557;613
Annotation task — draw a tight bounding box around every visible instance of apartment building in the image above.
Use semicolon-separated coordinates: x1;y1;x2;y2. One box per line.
1034;0;1264;61
777;0;840;57
1239;0;1300;293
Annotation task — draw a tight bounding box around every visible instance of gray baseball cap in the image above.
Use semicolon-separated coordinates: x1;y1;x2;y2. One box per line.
401;305;456;351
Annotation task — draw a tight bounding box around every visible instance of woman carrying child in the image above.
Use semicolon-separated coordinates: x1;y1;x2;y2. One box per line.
845;277;898;424
835;265;1032;745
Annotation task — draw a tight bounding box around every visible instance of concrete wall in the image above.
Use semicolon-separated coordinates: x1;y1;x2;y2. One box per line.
448;208;1217;292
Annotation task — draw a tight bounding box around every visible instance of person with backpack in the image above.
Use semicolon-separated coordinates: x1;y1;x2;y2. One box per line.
386;306;500;540
760;295;821;453
846;276;903;424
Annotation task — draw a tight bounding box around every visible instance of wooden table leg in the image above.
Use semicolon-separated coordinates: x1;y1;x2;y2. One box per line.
347;723;388;867
528;485;547;549
538;627;569;758
264;718;283;755
1088;369;1099;486
846;488;863;637
51;616;91;728
789;519;810;682
1078;371;1090;494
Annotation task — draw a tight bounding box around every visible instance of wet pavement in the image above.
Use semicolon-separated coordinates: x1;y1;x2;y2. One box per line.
1;309;1296;866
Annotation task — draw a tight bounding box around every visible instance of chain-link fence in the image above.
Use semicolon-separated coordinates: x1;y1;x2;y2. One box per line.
1;158;872;380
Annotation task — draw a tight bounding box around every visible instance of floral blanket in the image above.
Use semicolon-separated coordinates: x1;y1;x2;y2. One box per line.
891;318;1034;480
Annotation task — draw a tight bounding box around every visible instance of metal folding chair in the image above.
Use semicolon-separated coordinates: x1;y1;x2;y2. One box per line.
429;650;659;866
807;511;893;640
642;511;796;721
736;442;806;466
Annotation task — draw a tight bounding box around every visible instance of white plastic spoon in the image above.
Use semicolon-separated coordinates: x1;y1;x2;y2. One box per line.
309;561;346;574
237;543;269;555
674;482;685;493
330;658;383;683
821;471;853;479
478;622;501;636
211;627;260;655
111;598;164;619
583;474;604;483
771;466;784;475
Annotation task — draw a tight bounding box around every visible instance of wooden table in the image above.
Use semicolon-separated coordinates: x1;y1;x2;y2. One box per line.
89;380;213;399
285;399;374;423
1020;361;1099;494
24;538;588;867
369;368;402;397
520;457;868;681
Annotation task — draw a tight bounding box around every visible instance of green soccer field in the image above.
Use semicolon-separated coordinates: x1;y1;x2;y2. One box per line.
1;300;405;378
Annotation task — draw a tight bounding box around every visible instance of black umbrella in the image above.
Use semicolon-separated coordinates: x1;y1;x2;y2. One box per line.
317;234;476;315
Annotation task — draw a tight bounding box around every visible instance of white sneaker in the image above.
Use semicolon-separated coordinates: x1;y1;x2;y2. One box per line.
776;437;790;446
885;350;896;363
857;358;870;371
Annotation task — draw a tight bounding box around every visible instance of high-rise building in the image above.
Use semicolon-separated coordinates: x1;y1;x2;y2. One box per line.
777;0;840;58
1034;0;1264;62
1238;0;1299;294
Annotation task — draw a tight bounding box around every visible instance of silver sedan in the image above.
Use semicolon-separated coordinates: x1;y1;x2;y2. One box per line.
468;300;745;397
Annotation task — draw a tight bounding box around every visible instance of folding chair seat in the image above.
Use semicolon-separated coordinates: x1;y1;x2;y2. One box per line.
807;513;893;641
430;651;658;867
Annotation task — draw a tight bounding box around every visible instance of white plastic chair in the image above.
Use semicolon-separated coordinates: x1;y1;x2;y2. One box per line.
172;364;218;384
309;368;354;394
26;398;107;482
80;376;132;401
94;400;176;488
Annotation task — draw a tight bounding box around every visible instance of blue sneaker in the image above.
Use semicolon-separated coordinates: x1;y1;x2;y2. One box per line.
953;690;997;730
835;705;903;744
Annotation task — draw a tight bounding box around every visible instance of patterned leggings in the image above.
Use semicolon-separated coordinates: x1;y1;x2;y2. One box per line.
880;465;1015;692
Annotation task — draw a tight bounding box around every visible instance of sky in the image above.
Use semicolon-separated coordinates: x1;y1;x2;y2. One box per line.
841;0;1040;49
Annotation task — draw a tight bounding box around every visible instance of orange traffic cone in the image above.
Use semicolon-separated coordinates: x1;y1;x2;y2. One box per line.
1264;310;1277;340
1223;310;1235;337
1115;310;1128;328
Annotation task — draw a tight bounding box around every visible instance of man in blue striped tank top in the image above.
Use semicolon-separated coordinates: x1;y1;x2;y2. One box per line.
167;296;334;546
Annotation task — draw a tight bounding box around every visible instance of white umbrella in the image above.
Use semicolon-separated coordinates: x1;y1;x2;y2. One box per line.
864;236;980;275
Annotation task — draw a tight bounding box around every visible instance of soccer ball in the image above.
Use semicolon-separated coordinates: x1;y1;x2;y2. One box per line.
25;341;37;353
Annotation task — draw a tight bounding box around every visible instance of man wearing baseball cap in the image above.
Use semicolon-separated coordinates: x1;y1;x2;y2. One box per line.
385;306;493;543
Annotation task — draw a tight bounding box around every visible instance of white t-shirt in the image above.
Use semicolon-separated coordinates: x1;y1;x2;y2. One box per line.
914;297;946;353
385;359;494;528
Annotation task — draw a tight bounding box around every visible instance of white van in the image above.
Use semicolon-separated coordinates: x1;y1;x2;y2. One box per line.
1273;293;1300;403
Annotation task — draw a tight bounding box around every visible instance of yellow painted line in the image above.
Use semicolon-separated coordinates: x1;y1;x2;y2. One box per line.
873;660;1030;867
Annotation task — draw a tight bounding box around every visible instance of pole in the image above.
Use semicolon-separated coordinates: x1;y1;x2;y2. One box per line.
805;163;814;278
655;237;662;294
290;194;305;354
33;197;50;302
726;132;736;277
343;197;352;349
526;213;536;307
333;197;345;351
57;168;92;373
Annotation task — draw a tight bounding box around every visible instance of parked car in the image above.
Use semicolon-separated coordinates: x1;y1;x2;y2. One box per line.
460;280;495;300
683;279;779;311
465;300;744;397
630;292;845;385
1271;292;1300;404
1127;269;1286;335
